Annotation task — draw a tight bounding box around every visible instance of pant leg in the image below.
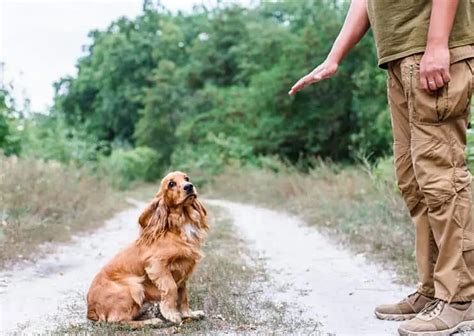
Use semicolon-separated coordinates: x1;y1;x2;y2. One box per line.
403;54;474;302
387;59;437;298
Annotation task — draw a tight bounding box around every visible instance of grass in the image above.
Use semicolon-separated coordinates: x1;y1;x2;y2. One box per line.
0;155;124;268
55;205;317;335
203;159;418;284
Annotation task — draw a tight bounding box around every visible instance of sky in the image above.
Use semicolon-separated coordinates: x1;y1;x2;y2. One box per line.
0;0;235;112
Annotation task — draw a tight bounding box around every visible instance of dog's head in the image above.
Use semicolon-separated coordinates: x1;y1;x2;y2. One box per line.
160;171;198;206
137;171;207;244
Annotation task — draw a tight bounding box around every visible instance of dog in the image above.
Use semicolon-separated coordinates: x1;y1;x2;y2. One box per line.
86;171;208;327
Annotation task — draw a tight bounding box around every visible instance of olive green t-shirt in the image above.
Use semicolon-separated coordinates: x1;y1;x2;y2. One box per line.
366;0;474;68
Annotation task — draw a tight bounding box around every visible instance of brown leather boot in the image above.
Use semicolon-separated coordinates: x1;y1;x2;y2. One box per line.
398;299;474;335
374;292;434;321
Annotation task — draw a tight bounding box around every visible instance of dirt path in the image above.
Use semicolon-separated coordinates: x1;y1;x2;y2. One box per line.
1;198;411;335
206;199;411;336
0;199;145;334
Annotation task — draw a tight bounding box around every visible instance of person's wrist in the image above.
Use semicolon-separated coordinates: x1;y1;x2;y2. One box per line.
425;38;449;53
325;54;340;67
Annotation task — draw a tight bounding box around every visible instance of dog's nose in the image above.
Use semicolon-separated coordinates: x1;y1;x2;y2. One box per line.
184;183;194;192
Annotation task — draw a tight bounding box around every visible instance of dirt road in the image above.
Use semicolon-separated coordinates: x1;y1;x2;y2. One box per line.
206;200;411;335
1;198;411;335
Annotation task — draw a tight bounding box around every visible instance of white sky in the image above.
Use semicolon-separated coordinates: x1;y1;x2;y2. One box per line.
0;0;238;112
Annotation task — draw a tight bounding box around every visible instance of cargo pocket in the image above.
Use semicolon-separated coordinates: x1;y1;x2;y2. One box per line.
438;59;473;122
408;58;472;124
411;137;456;208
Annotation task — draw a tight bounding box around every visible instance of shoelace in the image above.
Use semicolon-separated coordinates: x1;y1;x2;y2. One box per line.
419;299;444;319
403;292;420;305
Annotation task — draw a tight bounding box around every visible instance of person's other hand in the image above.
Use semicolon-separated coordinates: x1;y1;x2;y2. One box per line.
288;59;339;96
420;45;450;92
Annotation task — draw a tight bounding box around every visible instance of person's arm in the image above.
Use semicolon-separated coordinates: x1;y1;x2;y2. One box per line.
420;0;459;91
288;0;370;96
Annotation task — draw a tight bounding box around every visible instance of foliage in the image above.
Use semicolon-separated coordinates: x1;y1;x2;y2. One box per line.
0;88;22;156
134;60;184;167
52;0;391;177
98;146;162;189
20;114;104;164
8;1;474;184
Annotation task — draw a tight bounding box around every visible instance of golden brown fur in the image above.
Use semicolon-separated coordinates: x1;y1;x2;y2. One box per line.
86;172;208;327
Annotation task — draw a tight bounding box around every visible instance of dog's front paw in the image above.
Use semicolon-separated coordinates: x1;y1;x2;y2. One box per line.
160;303;182;324
181;310;205;320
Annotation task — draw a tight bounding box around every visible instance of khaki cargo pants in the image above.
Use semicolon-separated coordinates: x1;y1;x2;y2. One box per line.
387;46;474;303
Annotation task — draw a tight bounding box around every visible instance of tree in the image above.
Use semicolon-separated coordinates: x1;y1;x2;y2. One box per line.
52;0;392;177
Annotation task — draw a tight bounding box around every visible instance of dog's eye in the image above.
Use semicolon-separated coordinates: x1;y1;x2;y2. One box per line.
184;176;190;182
168;181;176;188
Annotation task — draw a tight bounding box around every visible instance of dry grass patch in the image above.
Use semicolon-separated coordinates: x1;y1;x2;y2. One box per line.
0;156;123;268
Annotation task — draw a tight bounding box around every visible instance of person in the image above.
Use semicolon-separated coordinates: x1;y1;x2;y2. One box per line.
289;0;474;335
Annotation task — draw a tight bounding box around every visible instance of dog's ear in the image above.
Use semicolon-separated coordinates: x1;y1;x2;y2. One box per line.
138;194;161;229
137;193;169;244
191;198;208;230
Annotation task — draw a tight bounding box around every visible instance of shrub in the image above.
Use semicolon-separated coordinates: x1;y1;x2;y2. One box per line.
98;146;162;189
20;115;105;165
0;88;22;156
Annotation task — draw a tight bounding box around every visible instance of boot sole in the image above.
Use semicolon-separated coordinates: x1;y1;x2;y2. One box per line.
398;320;474;336
374;311;417;321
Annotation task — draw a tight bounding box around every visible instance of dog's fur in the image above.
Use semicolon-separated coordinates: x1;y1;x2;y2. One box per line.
86;171;208;327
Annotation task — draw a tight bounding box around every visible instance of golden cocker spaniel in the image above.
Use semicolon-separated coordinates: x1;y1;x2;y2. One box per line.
86;171;208;327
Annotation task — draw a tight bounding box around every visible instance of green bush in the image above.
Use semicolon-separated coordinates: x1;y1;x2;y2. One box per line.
0;88;22;156
170;132;258;184
20;114;104;165
98;146;162;189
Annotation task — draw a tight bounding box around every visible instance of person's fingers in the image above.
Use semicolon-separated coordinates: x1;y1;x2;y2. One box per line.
288;75;312;95
427;77;438;91
420;71;429;91
433;73;444;89
288;63;335;95
421;68;437;91
441;68;451;84
288;78;305;95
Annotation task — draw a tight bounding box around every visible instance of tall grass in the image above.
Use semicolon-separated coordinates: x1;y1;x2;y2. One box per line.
204;159;417;283
0;155;122;267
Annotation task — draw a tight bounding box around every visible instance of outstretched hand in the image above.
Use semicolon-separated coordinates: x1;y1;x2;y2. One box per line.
288;59;339;96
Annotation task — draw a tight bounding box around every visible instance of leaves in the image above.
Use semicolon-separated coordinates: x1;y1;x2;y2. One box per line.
50;0;391;176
